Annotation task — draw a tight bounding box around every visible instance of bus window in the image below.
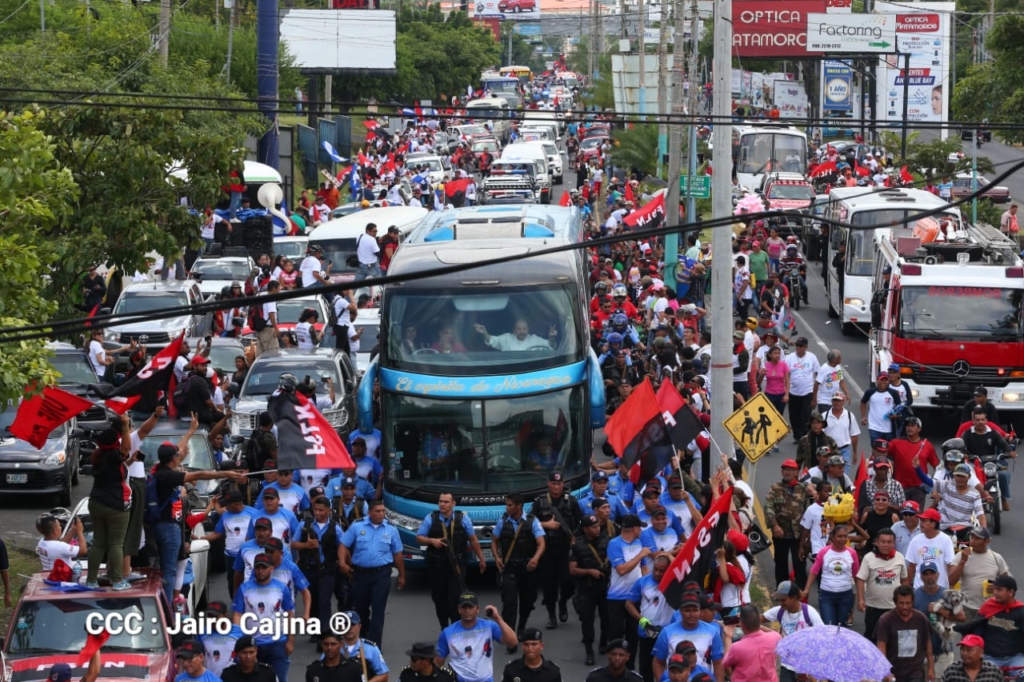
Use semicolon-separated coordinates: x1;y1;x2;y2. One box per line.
846;229;874;276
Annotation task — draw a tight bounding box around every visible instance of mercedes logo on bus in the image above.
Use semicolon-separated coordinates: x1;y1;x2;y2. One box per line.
952;360;971;377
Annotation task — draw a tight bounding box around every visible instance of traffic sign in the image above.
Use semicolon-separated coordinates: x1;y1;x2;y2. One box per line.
805;13;897;53
679;175;711;199
722;393;791;463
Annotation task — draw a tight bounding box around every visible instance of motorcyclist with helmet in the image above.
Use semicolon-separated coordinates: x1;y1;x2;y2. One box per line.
610;283;639;319
604;313;644;352
779;239;809;305
590;281;611;312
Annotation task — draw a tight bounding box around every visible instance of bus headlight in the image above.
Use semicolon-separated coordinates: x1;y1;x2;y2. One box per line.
844;297;865;308
1002;392;1021;402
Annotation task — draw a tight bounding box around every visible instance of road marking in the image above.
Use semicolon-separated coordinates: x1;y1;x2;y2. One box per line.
790;306;866;400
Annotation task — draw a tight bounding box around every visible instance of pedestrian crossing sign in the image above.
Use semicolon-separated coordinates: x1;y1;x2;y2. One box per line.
722;393;791;463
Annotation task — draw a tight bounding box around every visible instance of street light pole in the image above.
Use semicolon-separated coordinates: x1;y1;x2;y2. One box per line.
900;52;910;161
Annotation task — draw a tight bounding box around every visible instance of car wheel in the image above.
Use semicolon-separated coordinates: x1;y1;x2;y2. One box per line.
512;4;520;10
71;461;80;487
59;483;72;508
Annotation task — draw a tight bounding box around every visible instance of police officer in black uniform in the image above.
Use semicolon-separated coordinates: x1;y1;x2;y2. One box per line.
297;496;344;642
491;492;547;653
531;471;583;629
305;632;363;682
569;514;611;665
221;636;277;682
415;492;487;628
500;627;563;682
584;639;642;682
398;643;456;682
591;499;621;540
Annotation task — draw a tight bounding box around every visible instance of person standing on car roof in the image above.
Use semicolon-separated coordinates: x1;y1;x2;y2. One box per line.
84;416;132;589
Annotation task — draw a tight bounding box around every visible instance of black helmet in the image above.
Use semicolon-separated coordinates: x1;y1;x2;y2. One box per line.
941;437;965;455
279;373;298;392
220;285;233;299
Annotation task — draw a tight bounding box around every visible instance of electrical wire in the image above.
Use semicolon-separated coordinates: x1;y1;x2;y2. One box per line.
3;158;1022;344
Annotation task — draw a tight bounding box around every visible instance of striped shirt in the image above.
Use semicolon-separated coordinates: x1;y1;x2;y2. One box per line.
936;479;984;529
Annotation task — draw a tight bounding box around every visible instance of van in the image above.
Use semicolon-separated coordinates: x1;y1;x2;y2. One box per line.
465;97;512;143
499;145;551;203
509;140;563;185
308;206;429;282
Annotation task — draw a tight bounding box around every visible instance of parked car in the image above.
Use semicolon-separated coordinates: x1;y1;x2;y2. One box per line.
231;349;358;436
272;236;309;261
188;255;256;300
951;173;1011;203
0;403;82;507
3;569;179;682
47;342;107;422
103;280;210;365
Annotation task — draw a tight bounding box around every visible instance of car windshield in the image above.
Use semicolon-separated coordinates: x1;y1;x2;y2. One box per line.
491;163;534;176
6;596;167;654
51;352;99;386
310;238;358;274
736;132;807;174
277;300;321;325
139;433;215;470
580;138;603;150
241;359;338;397
114;293;188;316
848;210;962;276
472;142;499;153
0;407;66;439
207;344;246;374
355;321;379;350
899;286;1023;339
190;260;251;281
768;184;813;201
409;158;443;172
382;386;585;494
274;241;307;260
459;126;488;136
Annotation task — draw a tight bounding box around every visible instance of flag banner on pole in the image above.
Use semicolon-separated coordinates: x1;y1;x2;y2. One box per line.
604;378;667;469
659;486;734;608
10;387;95;449
622;193;666;231
267;390;355;470
89;332;185;403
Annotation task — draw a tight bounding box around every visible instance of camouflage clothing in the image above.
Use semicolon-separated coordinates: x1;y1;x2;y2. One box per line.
797;432;839;470
764;481;811;538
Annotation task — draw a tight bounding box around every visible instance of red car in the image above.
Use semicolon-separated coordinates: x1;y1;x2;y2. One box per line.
497;0;535;11
579;136;608;159
4;569;175;682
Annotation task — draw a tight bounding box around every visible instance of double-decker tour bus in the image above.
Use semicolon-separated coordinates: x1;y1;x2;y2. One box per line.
870;220;1024;422
355;206;603;566
825;187;961;335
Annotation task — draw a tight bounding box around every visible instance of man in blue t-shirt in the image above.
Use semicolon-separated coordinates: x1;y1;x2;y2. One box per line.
174;639;222;682
202;489;258;598
436;591;518;682
607;515;652;669
652;592;724;682
232;553;296;682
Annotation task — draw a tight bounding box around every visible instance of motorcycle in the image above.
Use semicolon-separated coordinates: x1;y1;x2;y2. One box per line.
781;262;804;311
974;452;1011;535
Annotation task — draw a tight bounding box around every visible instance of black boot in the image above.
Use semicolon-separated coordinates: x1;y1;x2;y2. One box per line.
546;608;557;629
584;645;595;666
558;600;569;623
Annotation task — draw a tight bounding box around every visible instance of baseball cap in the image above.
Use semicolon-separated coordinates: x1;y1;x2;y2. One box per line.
993;575;1018;591
699;594;721;611
581;514;600;528
519;627;543;642
872;439;890;452
253;553;272;567
222;488;244;504
254;517;273;529
969;527;991;540
667;655;688;670
176;640;204;658
872;457;892;468
352;436;366;445
919;508;942;523
901;501;920;515
341;476;357;488
781;459;799;470
680;592;701;608
888;363;901;372
263;537;284;552
953;463;973;477
192;356;210;366
810;411;826;423
974;386;988;396
263;459;276;469
773;580;801;598
205;600;228;616
592;471;609;482
877;372;889;380
591;498;609;510
621;514;646;529
548;471;565;483
920;560;940;574
733;330;746;340
873;490;891;500
832;392;846;401
668;475;683;489
959;634;985;648
827;455;845;467
48;665;72;682
795;337;809;347
651;506;668;517
262;487;279;499
458;592;478;606
905;416;922;427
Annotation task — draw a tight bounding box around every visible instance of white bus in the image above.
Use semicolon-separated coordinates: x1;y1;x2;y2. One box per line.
733;123;807;192
824;187;962;335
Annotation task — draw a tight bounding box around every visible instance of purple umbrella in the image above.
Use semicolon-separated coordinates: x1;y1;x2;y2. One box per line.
775;625;892;682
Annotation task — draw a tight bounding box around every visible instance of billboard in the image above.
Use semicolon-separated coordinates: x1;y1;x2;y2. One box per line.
874;2;953;130
773;80;809;118
473;0;540;21
279;10;397;73
732;0;826;57
822;60;853;112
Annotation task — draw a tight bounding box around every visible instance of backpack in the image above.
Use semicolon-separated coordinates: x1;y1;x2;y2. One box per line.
172;375;193;414
769;602;812;627
249;300;268;332
143;472;172;524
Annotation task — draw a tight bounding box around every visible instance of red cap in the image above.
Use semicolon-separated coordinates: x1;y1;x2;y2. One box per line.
781;459;799;469
727;529;749;554
959;634;985;648
918;508;942;523
192;356;210;365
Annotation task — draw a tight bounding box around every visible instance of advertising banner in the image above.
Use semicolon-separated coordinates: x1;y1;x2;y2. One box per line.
822;60;853;111
773;80;809;118
473;0;540;20
732;0;826;57
874;2;953;129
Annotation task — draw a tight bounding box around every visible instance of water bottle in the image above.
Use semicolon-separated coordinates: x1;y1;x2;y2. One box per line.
173;595;186;614
16;617;27;632
72;561;82;583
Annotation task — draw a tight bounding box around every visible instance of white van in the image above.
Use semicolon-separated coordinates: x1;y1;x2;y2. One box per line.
308;206;429;282
509;140;563;185
500;145;551;202
465;97;512;143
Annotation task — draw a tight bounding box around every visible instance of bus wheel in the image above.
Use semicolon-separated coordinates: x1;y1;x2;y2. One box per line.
841;321;856;336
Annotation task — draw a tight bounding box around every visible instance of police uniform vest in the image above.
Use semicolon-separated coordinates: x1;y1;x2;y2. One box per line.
305;657;363;682
572;534;610;587
498;513;538;562
335;497;365;531
299;518;340;571
426;510;468;566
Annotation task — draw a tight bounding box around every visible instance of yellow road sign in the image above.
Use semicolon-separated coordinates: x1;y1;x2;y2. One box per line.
722;393;791;463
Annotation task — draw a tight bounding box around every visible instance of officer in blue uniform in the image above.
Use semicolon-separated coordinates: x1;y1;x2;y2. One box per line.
491;492;547;653
296;496;344;641
580;471;630;521
339;499;406;647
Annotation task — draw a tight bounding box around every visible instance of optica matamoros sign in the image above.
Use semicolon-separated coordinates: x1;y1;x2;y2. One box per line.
733;0;826;57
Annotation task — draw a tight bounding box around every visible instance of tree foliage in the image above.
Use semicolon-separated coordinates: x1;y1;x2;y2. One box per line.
609;125;660;178
952;15;1024;143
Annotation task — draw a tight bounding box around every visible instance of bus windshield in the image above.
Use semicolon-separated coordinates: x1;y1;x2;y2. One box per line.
848;210;962;276
384;286;582;376
383;385;586;494
899;286;1023;339
736;132;806;175
768;184;814;201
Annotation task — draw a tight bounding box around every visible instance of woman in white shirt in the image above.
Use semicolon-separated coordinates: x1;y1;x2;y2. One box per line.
803;523;860;625
295;308;321;350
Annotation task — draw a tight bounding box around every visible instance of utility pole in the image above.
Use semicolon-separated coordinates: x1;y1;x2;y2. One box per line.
638;0;646;116
656;0;671;176
685;0;698;223
588;0;595;81
225;0;236;83
256;0;280;169
39;0;44;41
663;0;686;284
709;0;734;470
158;0;171;67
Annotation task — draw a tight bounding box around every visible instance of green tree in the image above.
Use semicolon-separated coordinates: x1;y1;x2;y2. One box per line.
0;109;79;400
952;14;1024;143
609;124;660;178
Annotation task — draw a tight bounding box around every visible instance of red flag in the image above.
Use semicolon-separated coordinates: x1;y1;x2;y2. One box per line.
105;395;141;415
89;332;185;406
854;454;869;510
267;390;354;470
900;165;914;184
444;177;472;198
809;160;837;178
382;159;397;175
604;378;667;469
357;151;372;167
363;120;378;129
11;387;95;449
622;193;667;231
366;131;376;142
655;382;704;452
624;182;634;203
84;303;100;329
659;486;734;607
335;165;352;181
854;162;871;177
76;630;111;666
397;142;410;155
558;191;572;207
